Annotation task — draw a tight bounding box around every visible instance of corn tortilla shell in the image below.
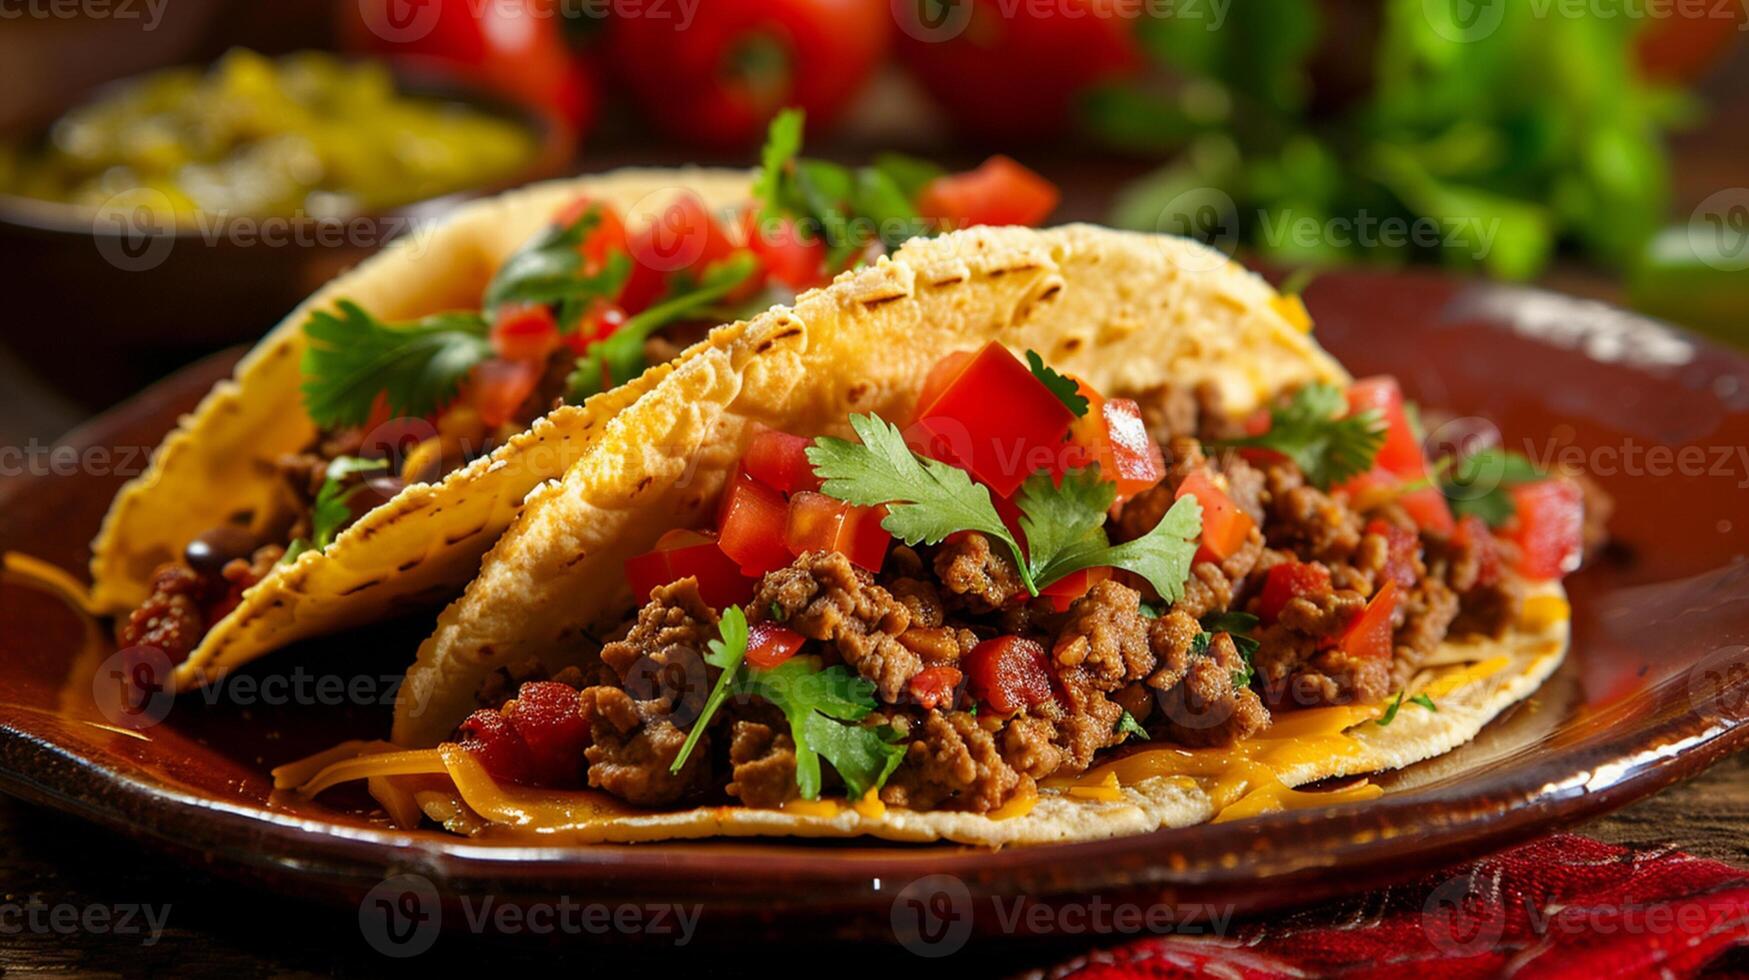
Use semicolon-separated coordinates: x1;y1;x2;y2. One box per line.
89;168;756;691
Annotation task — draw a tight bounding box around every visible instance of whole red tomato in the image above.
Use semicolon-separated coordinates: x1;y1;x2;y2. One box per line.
894;0;1142;140
341;0;597;134
609;0;890;148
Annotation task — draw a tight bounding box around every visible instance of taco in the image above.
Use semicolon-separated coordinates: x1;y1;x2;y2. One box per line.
283;223;1587;846
91;112;1056;694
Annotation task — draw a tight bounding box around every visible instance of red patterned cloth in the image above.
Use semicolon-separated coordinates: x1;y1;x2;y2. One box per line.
1053;835;1749;979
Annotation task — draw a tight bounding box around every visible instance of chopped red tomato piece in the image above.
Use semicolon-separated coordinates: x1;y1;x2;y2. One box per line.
1506;478;1584;580
745;622;806;669
625;528;755;609
504;681;589;787
1338;580;1398;661
490;302;561;362
909;666;963;710
1258;561;1332;624
552;196;629;275
716;469;794;577
1366;519;1421;589
562;301;628;355
1063;384;1165;501
1175;470;1254;564
1346;377;1424;477
907;342;1076;497
1039;566;1112;613
457;707;534;785
918;156;1059;229
963;636;1056;715
784;491;891;572
471;358;542;428
1452;515;1502;588
623;193;748;313
743;209;828;292
743;427;822;494
1338;467;1455;537
1398;485;1456;537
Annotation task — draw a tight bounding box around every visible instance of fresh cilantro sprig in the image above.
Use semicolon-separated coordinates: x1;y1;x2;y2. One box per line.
671;606;749;776
669;607;905;800
1442;448;1543;527
309;456;390;550
483;206;631;331
808;417;1204;603
566;252;760;402
808;413;1038;592
1115;710;1149;741
300;302;491;429
1214;383;1385;488
1376;690;1438;727
1025;349;1089;417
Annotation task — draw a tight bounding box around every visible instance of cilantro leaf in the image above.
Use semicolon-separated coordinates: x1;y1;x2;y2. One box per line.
800;712;906;800
1115;710;1149;741
1216;383;1385;488
1015;469;1113;578
1195;611;1259;689
872;152;946;201
1201;610;1260;636
566;252;760;402
1411;693;1438;712
808;414;1036;593
1442;448;1544;528
309;456;390;550
300;301;491;429
1025;349;1090;418
1031;493;1204;604
1376;691;1405;727
669;606;749;775
754;108;806;222
738;657;895;800
483;208;631;329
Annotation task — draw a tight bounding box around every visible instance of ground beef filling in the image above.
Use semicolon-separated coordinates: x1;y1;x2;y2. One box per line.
473;389;1558;813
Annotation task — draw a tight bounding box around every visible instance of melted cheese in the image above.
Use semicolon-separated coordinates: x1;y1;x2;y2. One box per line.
1270;293;1314;333
778;797;843;818
1520;593;1571;632
439;745;637;829
989;790;1038;820
853;790;887;819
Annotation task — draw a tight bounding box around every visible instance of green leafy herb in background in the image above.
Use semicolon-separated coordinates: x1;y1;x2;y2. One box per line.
300;302;491;429
1441;448;1544;526
1100;0;1687;281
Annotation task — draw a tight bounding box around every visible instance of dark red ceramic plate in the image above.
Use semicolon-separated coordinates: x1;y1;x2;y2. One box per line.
2;272;1747;944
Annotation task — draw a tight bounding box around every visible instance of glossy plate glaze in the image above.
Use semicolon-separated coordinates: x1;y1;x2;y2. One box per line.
1;273;1746;941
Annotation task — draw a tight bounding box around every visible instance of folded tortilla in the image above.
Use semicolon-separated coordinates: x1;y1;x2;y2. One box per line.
382;223;1571;845
90;168;754;691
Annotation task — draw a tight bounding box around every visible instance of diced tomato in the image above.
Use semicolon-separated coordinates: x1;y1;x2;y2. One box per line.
716;469;794;577
623;193;751;313
1337;580;1398;661
1452;515;1502;589
457;708;534;785
906;342;1076;497
503;681;589;787
908;666;963;711
1063;383;1165;501
784;491;891;572
489;302;561;362
1366;519;1421;589
625;528;755;609
1337;467;1455;536
1175;469;1254;564
1346;377;1424;477
743;426;821;494
743;209;828;292
561;301;629;355
914;349;976;417
745;622;806;669
963;636;1056;715
1505;478;1585;580
1258;561;1332;624
552;196;629;275
1039;566;1112;613
917;156;1060;229
470;357;542;428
